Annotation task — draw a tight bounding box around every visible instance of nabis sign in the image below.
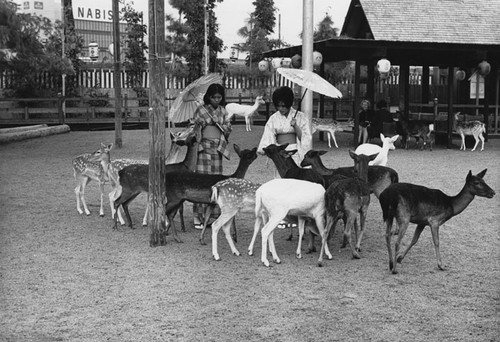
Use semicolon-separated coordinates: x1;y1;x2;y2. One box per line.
76;7;115;21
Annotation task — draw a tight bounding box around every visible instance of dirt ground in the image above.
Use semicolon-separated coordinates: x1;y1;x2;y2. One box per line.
0;124;499;342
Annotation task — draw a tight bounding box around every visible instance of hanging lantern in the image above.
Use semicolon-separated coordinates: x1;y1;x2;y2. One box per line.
313;51;323;66
281;58;291;68
455;69;466;81
291;54;302;68
271;58;282;69
377;58;391;73
478;61;491;76
258;60;269;72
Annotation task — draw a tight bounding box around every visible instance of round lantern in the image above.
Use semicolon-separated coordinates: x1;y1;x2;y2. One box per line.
258;60;269;72
291;54;302;68
455;69;466;81
271;58;282;69
478;61;491;76
377;58;391;73
313;51;323;66
281;58;291;68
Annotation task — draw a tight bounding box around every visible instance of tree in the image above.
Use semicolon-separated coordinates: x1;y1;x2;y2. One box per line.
121;3;148;106
0;2;77;98
168;0;224;79
313;14;339;41
236;0;276;68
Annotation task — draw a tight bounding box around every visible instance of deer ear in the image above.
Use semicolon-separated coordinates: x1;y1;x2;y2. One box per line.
106;143;113;151
319;150;328;156
286;149;298;157
380;133;385;140
369;152;379;161
477;169;487;178
467;170;473;181
280;143;289;149
233;144;241;155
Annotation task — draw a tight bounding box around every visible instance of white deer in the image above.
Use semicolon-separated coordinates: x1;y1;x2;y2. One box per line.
312;118;354;148
453;113;486;151
226;96;266;131
355;133;399;166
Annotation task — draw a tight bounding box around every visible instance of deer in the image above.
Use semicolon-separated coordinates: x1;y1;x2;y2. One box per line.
162;144;258;244
72;126;196;221
113;122;202;230
320;151;378;261
312;118;354;148
379;169;495;274
355;133;399;166
226;96;266;131
394;111;435;150
248;178;333;267
453;113;486;151
262;143;326;243
210;178;262;261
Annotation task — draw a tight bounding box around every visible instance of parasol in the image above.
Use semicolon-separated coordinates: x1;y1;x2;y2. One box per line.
169;73;223;123
276;67;342;99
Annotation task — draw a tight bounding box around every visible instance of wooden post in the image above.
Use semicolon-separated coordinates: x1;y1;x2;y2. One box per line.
112;0;123;147
447;66;454;148
353;61;361;146
148;0;167;247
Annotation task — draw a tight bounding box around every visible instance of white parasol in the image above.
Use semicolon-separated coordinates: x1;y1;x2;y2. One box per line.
276;67;342;99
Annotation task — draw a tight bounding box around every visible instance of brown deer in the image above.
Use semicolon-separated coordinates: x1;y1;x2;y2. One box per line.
163;144;258;244
380;169;495;274
113;122;202;230
320;151;378;261
453;113;486;151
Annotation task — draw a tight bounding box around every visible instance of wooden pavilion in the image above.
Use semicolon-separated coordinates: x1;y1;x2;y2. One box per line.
263;0;500;146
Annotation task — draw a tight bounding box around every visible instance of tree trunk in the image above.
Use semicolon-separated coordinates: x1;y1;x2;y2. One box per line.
148;0;167;247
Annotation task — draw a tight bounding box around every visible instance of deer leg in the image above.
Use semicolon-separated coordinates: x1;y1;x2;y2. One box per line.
98;181;106;217
261;215;284;266
479;134;485;151
385;217;394;272
460;133;466;150
76;177;92;215
248;213;262;256
430;224;445;270
142;206;148;227
179;203;186;231
199;205;214;245
330;131;339;148
121;193;140;229
397;224;425;264
344;214;360;259
392;219;410;274
166;201;183;243
230;217;237;243
211;209;238;260
316;214;332;267
471;136;479;152
295;217;306;259
355;208;369;253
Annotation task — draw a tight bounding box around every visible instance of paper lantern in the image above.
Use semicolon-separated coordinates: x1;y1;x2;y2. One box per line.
377;58;391;73
271;58;282;69
281;58;291;68
455;70;466;81
313;51;323;66
89;42;99;61
291;54;302;68
478;61;491;76
258;60;269;71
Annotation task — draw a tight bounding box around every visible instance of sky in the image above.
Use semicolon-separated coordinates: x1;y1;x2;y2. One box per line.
67;0;352;58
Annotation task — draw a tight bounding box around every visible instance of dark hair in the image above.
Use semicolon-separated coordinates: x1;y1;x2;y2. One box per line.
377;99;387;109
203;83;226;106
272;86;295;108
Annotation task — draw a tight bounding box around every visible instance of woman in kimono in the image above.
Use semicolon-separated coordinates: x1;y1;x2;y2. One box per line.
258;86;312;167
192;83;232;229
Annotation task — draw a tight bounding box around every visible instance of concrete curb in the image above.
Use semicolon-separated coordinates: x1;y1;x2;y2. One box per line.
0;124;71;144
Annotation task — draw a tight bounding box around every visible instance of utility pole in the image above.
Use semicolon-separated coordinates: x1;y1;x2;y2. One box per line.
112;0;123;147
148;0;167;246
203;0;209;74
302;0;314;144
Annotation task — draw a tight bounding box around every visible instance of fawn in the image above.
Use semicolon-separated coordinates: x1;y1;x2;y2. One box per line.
453;113;486;151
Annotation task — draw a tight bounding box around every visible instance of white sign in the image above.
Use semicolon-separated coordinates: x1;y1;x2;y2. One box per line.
73;0;128;23
469;73;484;99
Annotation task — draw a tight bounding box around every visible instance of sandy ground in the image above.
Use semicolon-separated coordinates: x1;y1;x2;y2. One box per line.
0;124;499;341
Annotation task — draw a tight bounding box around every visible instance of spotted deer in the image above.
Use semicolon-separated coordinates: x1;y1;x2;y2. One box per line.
312;118;354;148
453;113;486;151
